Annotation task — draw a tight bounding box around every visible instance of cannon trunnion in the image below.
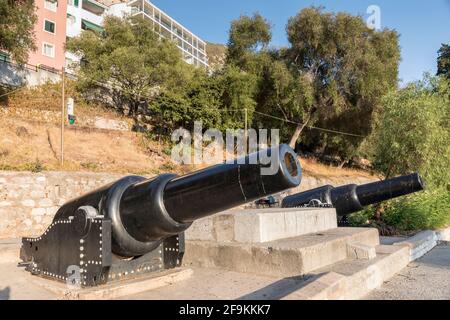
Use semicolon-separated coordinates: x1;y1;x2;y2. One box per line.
20;144;302;287
281;173;425;216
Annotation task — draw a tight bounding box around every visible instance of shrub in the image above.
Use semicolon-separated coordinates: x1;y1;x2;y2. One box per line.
354;75;450;233
23;158;46;173
347;207;372;227
382;188;450;231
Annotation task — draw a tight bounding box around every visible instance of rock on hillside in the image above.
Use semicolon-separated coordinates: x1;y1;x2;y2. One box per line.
206;42;227;72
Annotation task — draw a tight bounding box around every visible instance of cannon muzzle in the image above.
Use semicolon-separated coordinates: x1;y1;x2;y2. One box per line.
20;144;302;286
281;173;424;216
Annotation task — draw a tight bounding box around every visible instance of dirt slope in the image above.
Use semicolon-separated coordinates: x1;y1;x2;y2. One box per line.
0;83;377;180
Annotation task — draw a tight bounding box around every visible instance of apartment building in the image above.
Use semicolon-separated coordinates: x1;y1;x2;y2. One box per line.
27;0;68;71
65;0;209;69
2;0;208;74
65;0;109;68
66;0;107;38
119;0;209;68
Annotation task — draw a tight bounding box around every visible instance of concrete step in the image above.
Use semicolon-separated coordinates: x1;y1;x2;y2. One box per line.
186;207;337;243
184;227;380;278
283;244;410;300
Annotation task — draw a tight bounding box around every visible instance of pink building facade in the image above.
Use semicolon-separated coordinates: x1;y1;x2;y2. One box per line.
27;0;67;70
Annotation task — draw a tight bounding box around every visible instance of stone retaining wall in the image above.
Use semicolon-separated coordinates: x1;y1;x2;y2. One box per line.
0;170;378;239
0;171;123;238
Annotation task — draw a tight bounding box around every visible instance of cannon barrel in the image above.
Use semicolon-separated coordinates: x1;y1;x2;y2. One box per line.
281;173;424;216
53;144;301;256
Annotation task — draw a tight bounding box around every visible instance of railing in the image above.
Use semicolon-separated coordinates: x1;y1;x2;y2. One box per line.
0;56;61;75
136;11;209;68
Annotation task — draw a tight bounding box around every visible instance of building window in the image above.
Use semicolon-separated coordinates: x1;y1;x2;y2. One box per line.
44;20;56;34
67;14;76;26
65;57;78;70
42;43;55;58
81;19;103;33
44;0;58;12
67;0;79;7
0;51;10;63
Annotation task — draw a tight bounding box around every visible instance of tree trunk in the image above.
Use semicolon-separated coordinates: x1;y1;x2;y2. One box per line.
289;115;311;149
338;159;348;169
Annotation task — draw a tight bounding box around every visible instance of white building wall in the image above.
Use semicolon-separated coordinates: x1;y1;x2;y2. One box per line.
66;0;107;72
107;3;130;17
66;4;83;38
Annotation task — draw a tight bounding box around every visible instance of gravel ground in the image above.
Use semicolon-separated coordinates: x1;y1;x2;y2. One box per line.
365;243;450;300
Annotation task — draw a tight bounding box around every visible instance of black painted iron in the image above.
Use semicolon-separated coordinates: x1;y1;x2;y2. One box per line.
281;173;425;216
20;144;301;287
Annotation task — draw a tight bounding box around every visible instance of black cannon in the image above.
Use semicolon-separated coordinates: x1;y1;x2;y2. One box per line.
281;173;424;216
20;144;301;287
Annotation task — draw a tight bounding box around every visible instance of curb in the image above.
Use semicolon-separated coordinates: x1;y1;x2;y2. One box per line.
393;227;450;262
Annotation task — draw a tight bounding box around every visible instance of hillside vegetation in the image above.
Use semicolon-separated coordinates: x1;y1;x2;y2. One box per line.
0;83;376;181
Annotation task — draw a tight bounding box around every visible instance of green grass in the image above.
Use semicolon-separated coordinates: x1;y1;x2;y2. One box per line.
0;158;46;173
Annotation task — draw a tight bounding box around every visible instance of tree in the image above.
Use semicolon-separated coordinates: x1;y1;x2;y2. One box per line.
368;74;450;187
285;7;400;156
437;43;450;78
224;9;400;160
66;15;196;116
149;65;257;133
226;13;272;72
0;0;37;64
254;54;315;144
225;14;310;142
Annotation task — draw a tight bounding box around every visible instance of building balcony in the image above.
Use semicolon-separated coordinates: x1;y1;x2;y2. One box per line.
82;0;107;16
80;5;104;27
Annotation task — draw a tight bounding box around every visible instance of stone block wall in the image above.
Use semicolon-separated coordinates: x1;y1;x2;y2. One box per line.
0;171;123;238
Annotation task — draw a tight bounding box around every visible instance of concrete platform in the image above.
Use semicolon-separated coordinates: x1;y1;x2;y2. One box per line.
184;227;380;277
186;207;337;243
123;244;409;300
0;231;409;300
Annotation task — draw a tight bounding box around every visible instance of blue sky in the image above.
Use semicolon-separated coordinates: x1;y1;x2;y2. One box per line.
151;0;450;85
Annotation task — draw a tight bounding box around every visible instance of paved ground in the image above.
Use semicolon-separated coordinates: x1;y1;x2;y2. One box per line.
124;268;312;300
0;263;311;300
0;262;57;300
1;241;449;300
365;243;450;300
